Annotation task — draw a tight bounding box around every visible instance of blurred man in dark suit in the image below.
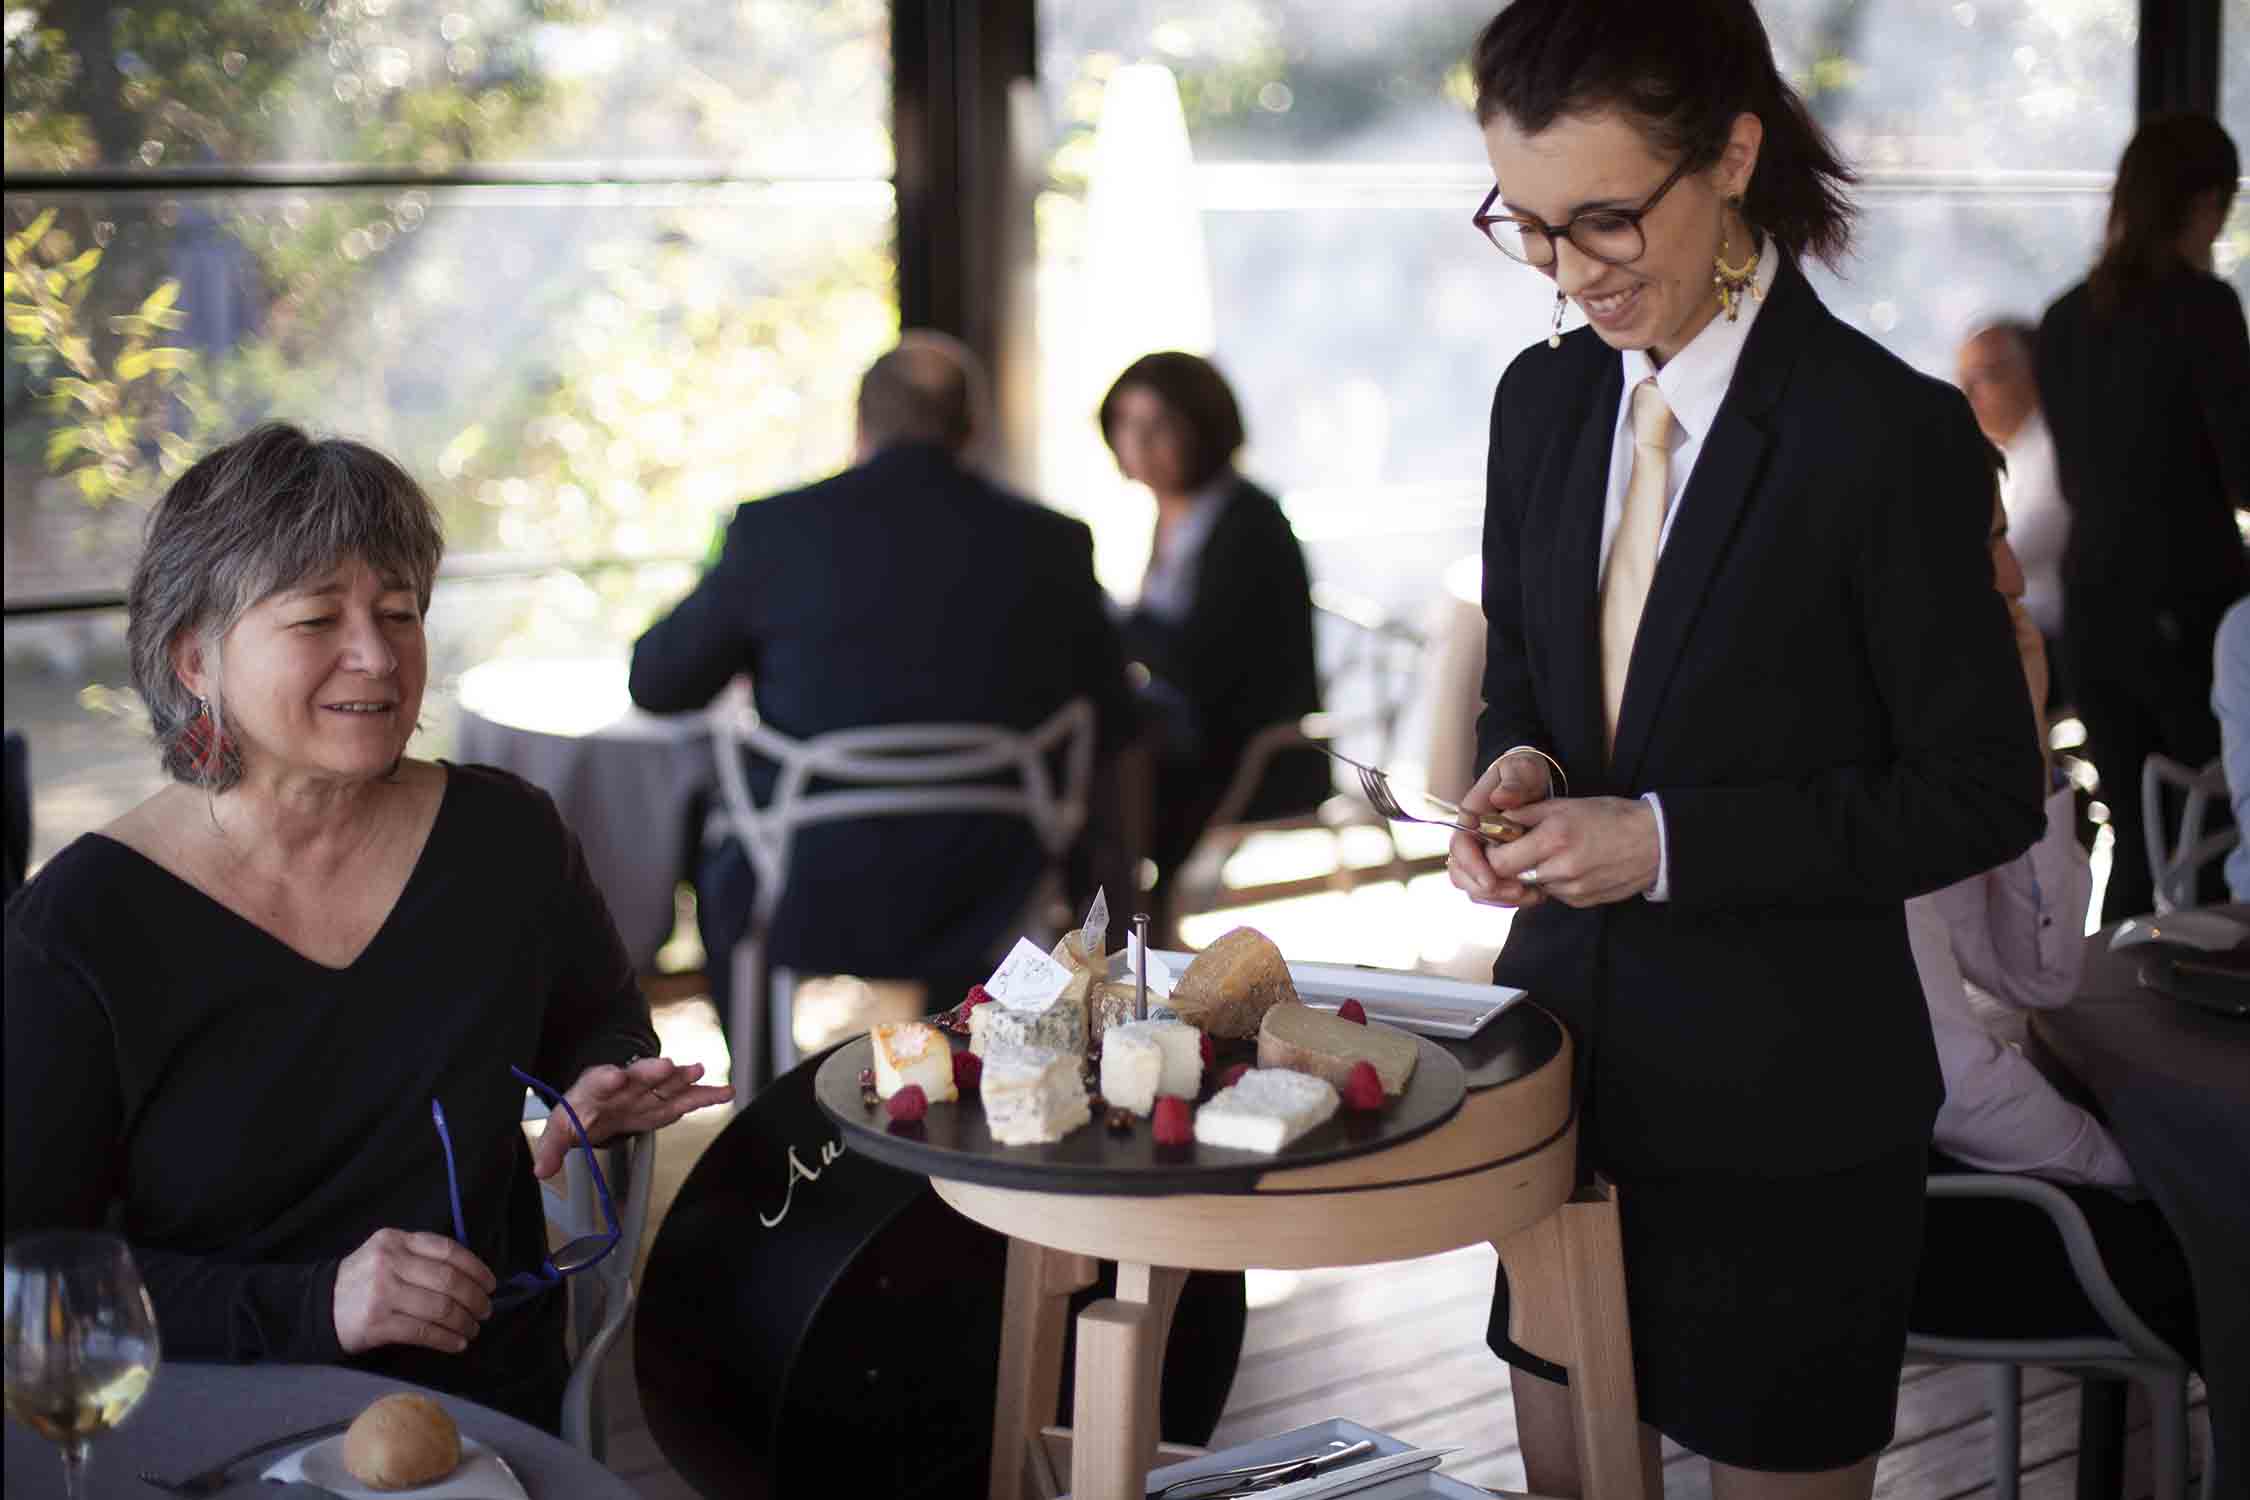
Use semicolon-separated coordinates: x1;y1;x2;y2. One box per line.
630;334;1137;1071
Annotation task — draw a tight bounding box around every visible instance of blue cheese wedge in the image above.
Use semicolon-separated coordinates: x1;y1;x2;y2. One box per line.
970;967;1092;1057
1191;1068;1338;1154
980;1043;1092;1145
869;1021;957;1103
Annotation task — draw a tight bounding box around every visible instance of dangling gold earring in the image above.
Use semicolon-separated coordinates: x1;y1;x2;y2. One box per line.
1712;197;1761;323
1547;288;1567;349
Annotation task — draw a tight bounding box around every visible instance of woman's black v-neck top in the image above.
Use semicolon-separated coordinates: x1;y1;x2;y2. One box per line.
2;763;658;1423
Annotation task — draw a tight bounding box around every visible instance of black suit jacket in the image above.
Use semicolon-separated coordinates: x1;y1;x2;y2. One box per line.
629;443;1136;978
1121;478;1329;839
1477;256;2046;1177
2036;269;2250;638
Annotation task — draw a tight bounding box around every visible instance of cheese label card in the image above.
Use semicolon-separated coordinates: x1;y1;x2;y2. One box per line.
1126;931;1176;999
1082;888;1109;960
986;937;1075;1011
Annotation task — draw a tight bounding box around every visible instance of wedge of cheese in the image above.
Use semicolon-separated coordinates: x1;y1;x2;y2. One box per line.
1191;1068;1338;1154
971;967;1092;1058
980;1044;1091;1145
869;1021;958;1103
1169;927;1298;1039
1256;1001;1419;1096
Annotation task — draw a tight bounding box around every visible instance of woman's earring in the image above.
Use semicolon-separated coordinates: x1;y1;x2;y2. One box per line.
1712;200;1761;323
1548;288;1567;349
180;695;238;780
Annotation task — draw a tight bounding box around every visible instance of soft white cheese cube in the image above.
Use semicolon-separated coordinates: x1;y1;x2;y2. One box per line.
1107;1018;1201;1102
980;1044;1092;1145
869;1021;958;1103
1192;1068;1337;1154
1099;1028;1164;1115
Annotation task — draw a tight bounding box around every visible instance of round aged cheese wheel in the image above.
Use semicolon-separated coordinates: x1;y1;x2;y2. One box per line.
341;1392;462;1491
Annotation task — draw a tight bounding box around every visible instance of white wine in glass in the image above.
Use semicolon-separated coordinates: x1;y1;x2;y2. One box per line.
4;1231;162;1498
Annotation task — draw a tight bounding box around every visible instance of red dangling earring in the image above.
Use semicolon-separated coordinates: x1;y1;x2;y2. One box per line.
179;696;237;779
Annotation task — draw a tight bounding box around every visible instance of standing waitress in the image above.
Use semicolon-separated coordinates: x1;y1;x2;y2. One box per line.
1447;1;2046;1494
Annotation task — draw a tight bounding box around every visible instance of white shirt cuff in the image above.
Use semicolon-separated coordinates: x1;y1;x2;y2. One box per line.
1642;791;1671;902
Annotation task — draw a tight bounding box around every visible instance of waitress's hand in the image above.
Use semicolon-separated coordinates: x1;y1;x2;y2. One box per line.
333;1228;495;1355
1479;795;1661;909
1449;751;1553;909
531;1058;734;1180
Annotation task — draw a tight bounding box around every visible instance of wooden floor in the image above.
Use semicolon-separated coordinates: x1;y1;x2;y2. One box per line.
597;1242;2207;1499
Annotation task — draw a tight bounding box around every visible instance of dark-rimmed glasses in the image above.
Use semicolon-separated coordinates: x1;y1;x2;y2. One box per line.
1472;154;1696;268
430;1065;619;1311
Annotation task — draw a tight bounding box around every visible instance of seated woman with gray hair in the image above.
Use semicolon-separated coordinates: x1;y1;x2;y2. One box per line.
2;422;730;1430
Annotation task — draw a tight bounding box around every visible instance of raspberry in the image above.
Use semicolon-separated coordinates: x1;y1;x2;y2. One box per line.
1337;999;1368;1026
964;984;996;1010
1341;1061;1383;1111
1152;1095;1193;1147
935;985;999;1036
1219;1062;1252;1089
886;1084;928;1123
1199;1032;1216;1068
952;1049;982;1093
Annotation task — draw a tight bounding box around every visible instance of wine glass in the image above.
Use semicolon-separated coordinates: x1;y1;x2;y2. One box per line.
3;1231;163;1499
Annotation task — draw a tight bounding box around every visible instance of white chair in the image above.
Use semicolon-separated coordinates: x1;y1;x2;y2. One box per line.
1906;1172;2199;1500
2142;754;2236;913
1163;592;1431;941
521;1094;657;1462
709;696;1096;1093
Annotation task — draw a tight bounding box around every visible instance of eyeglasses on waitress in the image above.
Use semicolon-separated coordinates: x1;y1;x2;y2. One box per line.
430;1065;619;1312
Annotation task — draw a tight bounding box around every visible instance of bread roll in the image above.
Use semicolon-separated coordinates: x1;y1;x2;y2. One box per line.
341;1392;461;1491
1257;1001;1420;1095
1170;927;1298;1038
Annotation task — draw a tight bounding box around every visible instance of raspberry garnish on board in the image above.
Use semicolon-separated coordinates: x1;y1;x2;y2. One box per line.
1219;1062;1251;1089
935;984;997;1036
1152;1095;1193;1146
1337;999;1368;1025
952;1049;983;1093
886;1084;929;1123
1341;1061;1383;1111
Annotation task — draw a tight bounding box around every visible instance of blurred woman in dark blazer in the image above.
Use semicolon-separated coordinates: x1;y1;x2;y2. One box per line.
1098;352;1328;909
1446;0;2045;1492
2037;113;2249;922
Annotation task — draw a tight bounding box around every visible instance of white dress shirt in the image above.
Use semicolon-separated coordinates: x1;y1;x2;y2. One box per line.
1596;241;1780;901
1905;786;2135;1188
1999;411;2069;639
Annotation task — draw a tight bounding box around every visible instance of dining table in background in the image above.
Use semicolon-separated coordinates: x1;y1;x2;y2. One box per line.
2;1360;637;1498
2028;906;2250;1497
453;656;722;976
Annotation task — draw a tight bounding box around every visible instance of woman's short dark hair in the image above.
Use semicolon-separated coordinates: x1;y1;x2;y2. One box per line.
126;422;445;791
1098;352;1246;493
1470;0;1856;269
2090;113;2240;314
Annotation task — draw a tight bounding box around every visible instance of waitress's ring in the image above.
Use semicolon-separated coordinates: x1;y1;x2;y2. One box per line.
1520;867;1541;886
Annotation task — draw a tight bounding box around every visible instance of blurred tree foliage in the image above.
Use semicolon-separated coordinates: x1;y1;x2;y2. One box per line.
3;0;894;643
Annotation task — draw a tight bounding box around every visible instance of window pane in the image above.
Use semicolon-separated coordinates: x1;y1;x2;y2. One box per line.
2;0;890;175
2225;0;2249;296
5;184;897;607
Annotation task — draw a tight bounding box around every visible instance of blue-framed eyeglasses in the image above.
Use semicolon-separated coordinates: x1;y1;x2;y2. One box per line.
430;1065;619;1311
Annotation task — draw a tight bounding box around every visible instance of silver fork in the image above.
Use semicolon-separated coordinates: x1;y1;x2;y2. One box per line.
1326;749;1526;845
138;1418;351;1496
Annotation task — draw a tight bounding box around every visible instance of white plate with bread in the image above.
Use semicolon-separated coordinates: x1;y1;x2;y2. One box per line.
265;1392;526;1498
1152;951;1525;1039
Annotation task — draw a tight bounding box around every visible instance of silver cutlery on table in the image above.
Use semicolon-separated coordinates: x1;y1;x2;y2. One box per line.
1149;1439;1376;1499
137;1419;352;1497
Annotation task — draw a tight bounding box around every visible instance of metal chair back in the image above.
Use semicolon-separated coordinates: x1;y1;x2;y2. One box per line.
2142;754;2236;913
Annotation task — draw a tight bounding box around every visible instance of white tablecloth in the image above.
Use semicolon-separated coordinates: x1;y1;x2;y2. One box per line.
453;657;717;975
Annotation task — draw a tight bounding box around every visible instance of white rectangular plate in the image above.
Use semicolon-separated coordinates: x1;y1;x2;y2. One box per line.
1149;953;1525;1039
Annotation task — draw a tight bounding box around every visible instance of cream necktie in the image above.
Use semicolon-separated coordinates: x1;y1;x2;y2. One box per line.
1600;379;1675;752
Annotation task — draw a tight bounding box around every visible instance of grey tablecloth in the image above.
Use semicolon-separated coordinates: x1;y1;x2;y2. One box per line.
2;1360;636;1498
453;658;716;975
2029;907;2250;1495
